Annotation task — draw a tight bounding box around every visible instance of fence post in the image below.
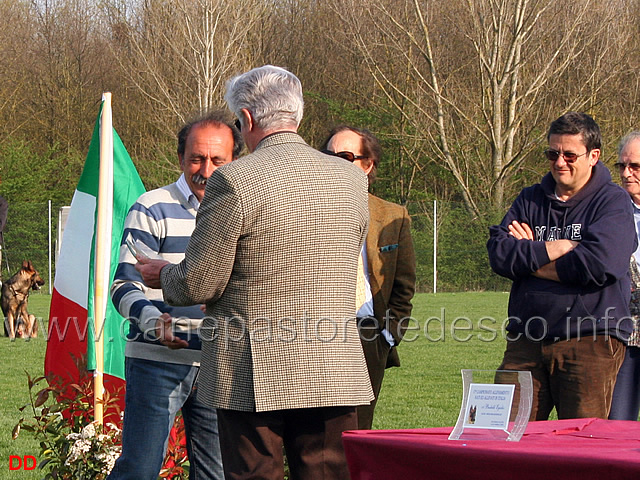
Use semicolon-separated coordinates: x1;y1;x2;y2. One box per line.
433;199;437;294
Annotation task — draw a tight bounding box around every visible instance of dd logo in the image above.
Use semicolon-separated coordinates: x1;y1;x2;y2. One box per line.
9;455;36;470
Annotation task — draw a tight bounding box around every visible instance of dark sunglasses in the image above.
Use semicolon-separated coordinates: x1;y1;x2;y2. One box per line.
544;149;588;163
322;149;368;162
614;162;640;173
234;118;242;131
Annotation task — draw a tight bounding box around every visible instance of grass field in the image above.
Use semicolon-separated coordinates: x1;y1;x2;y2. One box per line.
0;291;517;478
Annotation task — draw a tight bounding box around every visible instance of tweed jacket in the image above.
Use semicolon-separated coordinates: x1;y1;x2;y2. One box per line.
366;194;416;367
161;132;375;412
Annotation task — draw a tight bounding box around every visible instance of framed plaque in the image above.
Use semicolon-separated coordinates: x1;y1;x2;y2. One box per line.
448;369;532;442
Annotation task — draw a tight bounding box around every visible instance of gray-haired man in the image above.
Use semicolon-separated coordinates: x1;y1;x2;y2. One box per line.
136;65;374;480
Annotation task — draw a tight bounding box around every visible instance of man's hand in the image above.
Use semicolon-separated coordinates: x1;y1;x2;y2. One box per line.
545;239;579;262
508;220;579;282
508;220;534;240
135;256;170;289
155;313;189;350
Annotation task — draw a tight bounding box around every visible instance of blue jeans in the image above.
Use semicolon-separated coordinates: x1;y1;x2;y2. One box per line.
609;346;640;420
108;358;223;480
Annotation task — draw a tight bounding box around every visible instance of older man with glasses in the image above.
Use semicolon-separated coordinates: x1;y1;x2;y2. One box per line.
487;111;637;421
609;131;640;421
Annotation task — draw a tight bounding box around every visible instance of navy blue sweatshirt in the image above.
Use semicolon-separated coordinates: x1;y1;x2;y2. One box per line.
487;161;637;340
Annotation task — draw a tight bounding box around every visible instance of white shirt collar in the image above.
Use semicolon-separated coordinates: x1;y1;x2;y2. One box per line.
176;174;200;210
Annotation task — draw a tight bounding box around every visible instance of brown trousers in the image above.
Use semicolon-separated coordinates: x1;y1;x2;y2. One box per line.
216;406;357;480
357;318;392;429
498;335;626;420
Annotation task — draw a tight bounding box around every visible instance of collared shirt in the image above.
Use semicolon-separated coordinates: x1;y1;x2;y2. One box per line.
632;198;640;265
176;174;200;210
356;243;374;318
357;242;395;347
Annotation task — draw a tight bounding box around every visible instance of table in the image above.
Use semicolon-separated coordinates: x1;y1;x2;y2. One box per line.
343;418;640;480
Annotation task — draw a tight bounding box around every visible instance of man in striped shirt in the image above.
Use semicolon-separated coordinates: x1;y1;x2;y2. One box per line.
108;110;243;480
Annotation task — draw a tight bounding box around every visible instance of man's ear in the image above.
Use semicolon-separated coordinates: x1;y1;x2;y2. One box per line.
241;108;253;131
589;148;601;166
363;162;374;175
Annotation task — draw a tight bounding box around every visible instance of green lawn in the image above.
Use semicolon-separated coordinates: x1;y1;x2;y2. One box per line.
0;291;516;478
374;291;513;429
0;292;51;479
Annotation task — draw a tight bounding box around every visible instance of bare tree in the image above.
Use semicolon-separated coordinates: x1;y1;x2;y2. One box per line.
2;0;112;153
330;0;633;216
0;0;34;145
105;0;264;133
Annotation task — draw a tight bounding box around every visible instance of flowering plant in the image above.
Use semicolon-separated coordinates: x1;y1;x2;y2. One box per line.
13;355;189;479
13;361;123;480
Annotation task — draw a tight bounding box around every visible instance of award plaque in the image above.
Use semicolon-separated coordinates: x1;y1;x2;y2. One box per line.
448;369;532;442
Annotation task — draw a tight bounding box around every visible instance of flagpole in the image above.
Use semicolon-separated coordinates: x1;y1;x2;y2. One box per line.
94;92;114;425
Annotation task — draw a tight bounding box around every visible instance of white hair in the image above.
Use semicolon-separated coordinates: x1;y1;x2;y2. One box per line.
224;65;304;131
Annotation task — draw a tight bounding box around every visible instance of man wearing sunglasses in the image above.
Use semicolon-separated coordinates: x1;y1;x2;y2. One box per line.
321;126;416;430
487;111;636;421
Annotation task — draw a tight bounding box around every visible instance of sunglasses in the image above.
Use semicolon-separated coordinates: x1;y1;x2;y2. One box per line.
322;149;368;162
544;149;588;163
614;162;640;173
234;118;242;131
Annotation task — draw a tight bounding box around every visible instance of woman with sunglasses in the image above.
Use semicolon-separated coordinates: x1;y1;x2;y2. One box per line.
321;126;416;430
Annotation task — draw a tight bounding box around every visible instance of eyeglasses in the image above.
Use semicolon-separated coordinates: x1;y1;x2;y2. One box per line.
322;149;368;162
614;162;640;173
544;149;588;163
234;118;242;132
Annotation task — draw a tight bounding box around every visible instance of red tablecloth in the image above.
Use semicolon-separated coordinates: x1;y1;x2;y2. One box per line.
343;418;640;480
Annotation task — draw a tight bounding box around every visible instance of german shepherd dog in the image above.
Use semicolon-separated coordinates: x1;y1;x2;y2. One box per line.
2;260;44;340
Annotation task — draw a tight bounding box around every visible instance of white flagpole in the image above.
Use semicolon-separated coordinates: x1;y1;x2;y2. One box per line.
94;92;114;425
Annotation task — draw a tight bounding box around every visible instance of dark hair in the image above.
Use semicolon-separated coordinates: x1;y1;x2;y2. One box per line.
321;125;382;185
547;112;601;152
177;110;244;159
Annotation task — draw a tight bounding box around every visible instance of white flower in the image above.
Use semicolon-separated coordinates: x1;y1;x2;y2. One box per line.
81;422;96;439
65;438;91;465
96;445;121;475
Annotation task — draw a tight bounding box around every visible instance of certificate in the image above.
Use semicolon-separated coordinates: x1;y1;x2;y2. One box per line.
463;383;515;430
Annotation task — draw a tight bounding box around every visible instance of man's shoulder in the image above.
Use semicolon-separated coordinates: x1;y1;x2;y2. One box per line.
571;178;629;210
598;180;630;200
518;182;545;197
369;194;407;215
134;182;181;207
223;135;366;185
507;182;546;208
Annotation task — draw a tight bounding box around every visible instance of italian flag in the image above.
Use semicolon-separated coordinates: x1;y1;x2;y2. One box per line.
44;96;145;413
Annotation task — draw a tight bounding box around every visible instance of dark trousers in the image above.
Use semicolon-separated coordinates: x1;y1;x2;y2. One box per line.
216;406;357;480
609;346;640;420
357;318;391;429
498;335;625;420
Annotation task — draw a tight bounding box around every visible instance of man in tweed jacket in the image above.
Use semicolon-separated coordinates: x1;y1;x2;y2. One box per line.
136;65;373;480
